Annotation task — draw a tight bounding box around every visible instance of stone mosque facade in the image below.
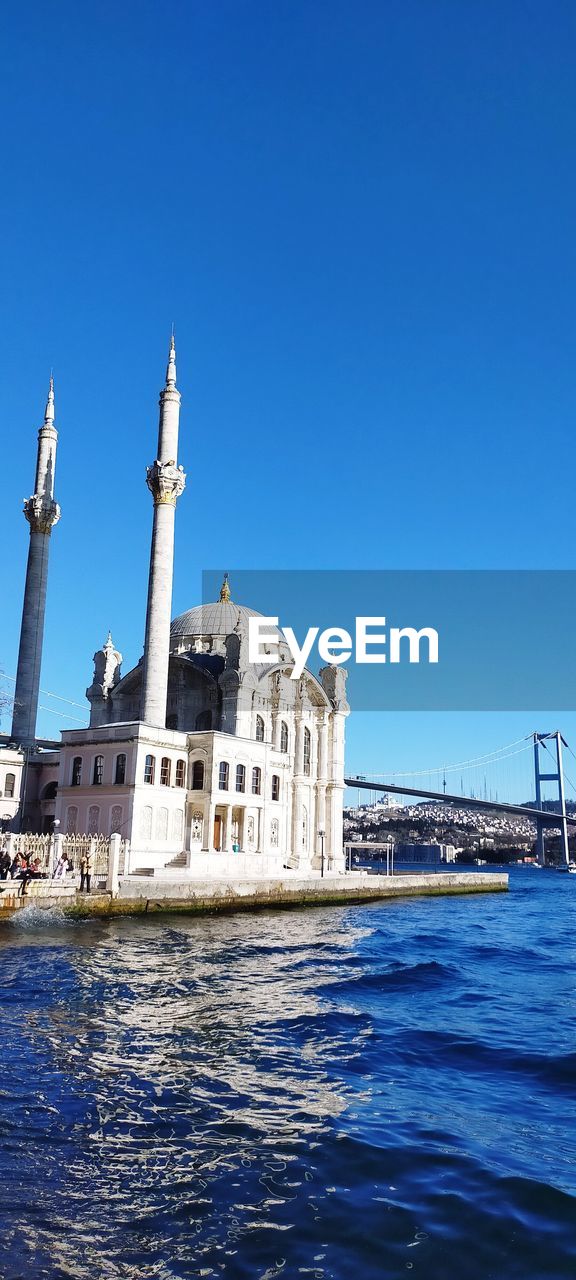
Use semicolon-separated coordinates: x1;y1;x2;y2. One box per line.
2;341;349;875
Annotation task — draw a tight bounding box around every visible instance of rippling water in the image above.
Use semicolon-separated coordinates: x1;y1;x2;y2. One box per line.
1;869;575;1279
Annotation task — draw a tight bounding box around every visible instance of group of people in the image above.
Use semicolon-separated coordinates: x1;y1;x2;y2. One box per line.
0;846;94;896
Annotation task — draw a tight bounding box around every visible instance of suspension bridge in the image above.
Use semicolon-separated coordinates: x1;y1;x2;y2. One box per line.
346;732;576;867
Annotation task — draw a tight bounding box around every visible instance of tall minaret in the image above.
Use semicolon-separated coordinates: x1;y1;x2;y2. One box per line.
140;337;186;725
11;378;61;744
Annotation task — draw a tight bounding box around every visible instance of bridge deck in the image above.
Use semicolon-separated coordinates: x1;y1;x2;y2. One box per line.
345;779;576;825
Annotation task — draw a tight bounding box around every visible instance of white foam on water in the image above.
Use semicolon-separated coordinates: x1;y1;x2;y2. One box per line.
7;901;76;929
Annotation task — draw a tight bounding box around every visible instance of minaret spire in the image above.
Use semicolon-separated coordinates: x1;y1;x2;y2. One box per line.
11;378;61;745
44;375;55;424
140;337;186;726
165;333;177;388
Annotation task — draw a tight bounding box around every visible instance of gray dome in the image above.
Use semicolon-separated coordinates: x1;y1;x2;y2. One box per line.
171;599;270;640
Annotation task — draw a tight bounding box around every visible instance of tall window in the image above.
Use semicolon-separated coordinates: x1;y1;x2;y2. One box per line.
272;774;280;802
4;773;15;799
115;754;126;785
280;721;288;753
66;805;78;835
192;760;204;790
219;762;229;791
236;764;246;793
144;754;155;785
160;757;171;787
175;759;186;788
71;757;82;787
93;755;104;786
255;714;265;742
88;804;100;835
303;727;311;776
251;766;261;796
196;710;211;731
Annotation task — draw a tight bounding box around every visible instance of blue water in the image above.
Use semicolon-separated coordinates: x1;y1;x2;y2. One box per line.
1;868;575;1279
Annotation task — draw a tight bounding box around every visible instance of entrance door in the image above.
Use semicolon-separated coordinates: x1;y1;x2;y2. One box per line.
213;814;222;851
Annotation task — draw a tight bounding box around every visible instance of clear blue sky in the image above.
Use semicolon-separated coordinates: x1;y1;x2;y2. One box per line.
2;1;576;799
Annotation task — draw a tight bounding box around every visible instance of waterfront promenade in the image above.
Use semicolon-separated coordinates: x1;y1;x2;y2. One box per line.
0;869;508;921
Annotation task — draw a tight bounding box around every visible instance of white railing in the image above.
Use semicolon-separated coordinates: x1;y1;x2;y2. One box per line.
2;832;129;887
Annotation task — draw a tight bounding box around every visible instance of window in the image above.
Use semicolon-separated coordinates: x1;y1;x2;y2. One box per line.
144;754;155;785
219;762;229;791
160;757;171;787
110;805;123;834
115;754;126;785
191;760;204;790
172;809;184;842
255;715;265;742
88;804;100;834
252;766;261;796
66;805;78;835
303;727;311;776
236;764;246;793
71;756;82;787
272;774;280;802
93;755;104;786
4;773;15;799
140;805;153;839
175;759;186;788
280;721;288;753
166;713;178;730
196;710;212;731
155;807;169;841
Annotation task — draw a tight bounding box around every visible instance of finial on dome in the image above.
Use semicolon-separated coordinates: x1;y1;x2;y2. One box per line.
219;573;231;602
104;630;114;649
165;332;177;388
44;374;55;425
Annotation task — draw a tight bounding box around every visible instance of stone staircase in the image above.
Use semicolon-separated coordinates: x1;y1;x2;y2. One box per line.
131;851;189;878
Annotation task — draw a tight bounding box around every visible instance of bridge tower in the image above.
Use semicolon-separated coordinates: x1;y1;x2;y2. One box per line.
533;732;570;867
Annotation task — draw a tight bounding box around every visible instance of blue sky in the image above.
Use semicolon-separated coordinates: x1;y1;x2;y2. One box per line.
2;1;576;799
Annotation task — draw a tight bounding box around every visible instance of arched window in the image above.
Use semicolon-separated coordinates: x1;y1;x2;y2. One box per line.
4;773;15;799
251;766;261;796
196;710;212;731
144;754;155;785
160;757;171;786
93;756;104;786
66;805;78;835
43;781;58;801
166;713;178;730
191;760;204;790
236;764;246;793
175;759;186;788
271;774;280;802
115;754;126;785
255;715;265;742
303;727;311;776
71;757;82;787
280;722;288;753
219;762;229;791
88;804;100;834
140;805;152;839
110;805;123;834
155;807;169;841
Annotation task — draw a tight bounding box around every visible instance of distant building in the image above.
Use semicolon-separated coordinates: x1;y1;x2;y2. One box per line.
396;842;457;864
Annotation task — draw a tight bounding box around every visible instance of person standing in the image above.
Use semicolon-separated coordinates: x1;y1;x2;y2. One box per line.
79;847;93;893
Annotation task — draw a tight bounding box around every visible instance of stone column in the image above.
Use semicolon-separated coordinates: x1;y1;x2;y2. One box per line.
11;379;60;744
140;338;186;727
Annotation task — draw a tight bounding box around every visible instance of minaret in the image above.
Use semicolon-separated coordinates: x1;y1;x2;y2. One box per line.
11;378;61;744
140;337;186;725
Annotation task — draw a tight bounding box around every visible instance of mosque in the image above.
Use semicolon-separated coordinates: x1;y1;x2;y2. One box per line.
1;341;349;875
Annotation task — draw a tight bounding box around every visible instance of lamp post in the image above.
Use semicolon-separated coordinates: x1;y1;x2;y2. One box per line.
319;828;325;878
